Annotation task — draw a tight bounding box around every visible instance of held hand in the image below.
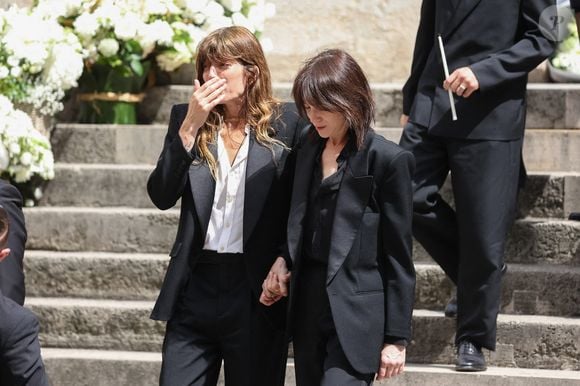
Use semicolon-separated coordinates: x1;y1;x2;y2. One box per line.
400;114;409;128
259;257;291;306
376;344;406;381
443;67;479;98
178;77;227;148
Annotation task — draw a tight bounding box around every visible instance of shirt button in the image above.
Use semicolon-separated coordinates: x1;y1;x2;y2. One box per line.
225;222;231;227
219;246;225;252
227;195;233;203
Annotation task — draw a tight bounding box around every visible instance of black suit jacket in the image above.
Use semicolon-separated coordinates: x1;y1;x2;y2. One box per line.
0;179;27;305
0;291;49;385
287;128;416;374
403;0;555;140
147;102;306;324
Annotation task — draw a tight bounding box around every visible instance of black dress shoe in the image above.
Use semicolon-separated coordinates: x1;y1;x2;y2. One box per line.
444;264;508;318
456;340;487;372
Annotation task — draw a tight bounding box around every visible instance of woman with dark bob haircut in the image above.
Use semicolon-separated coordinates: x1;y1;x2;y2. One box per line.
147;26;307;386
261;49;416;385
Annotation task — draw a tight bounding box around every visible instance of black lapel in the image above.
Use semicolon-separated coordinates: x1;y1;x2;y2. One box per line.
188;142;217;240
287;128;319;263
326;133;374;284
243;132;276;246
441;0;482;38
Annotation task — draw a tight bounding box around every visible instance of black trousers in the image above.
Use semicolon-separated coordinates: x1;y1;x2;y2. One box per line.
399;122;522;350
292;262;374;386
160;251;287;386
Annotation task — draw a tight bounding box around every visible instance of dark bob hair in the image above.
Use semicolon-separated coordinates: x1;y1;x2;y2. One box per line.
292;49;375;149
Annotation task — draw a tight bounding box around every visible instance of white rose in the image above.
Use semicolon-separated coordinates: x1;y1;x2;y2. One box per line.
148;20;174;46
231;12;255;33
0;143;9;171
221;0;242;12
10;66;22;77
9;142;21;156
192;13;207;25
156;49;191;72
114;13;142;41
20;152;32;166
73;13;100;38
0;66;9;79
13;166;31;183
204;16;233;31
33;187;43;200
204;1;225;18
98;38;120;58
43;43;84;90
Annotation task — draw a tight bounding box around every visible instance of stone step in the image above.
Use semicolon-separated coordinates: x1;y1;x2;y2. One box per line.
138;83;580;130
24;251;580;317
415;263;580;316
39;163;580;219
51;123;166;165
41;350;580;386
379;127;580;174
24;251;167;301
23;207;580;262
27;298;580;370
50;124;580;172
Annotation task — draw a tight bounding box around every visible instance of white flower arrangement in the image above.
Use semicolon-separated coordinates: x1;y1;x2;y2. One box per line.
35;0;276;74
0;5;84;115
0;95;55;206
551;20;580;75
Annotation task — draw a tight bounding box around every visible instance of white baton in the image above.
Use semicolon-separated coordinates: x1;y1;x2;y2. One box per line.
437;34;458;121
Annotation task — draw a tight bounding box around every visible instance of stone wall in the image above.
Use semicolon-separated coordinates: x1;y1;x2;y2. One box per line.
264;0;422;82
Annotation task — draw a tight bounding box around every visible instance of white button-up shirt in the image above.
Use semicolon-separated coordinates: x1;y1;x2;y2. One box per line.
203;126;250;253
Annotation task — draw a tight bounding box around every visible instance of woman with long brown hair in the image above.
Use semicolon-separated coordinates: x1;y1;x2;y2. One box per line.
262;49;416;385
147;26;306;386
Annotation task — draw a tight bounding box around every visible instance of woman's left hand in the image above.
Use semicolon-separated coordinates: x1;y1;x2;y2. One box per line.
259;257;291;306
376;344;406;380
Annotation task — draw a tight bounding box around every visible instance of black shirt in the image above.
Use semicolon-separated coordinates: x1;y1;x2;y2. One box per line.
302;138;352;265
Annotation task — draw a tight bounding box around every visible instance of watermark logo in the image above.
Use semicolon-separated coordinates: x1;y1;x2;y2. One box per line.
539;5;574;42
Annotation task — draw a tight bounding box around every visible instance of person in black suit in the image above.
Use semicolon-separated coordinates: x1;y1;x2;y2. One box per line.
399;0;555;371
261;49;416;385
147;26;307;386
571;0;580;36
0;179;27;305
0;206;49;385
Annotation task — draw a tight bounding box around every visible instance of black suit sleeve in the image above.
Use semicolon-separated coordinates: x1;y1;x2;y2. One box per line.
273;103;310;269
469;0;556;92
0;180;26;305
402;0;436;115
0;296;49;386
147;104;194;210
572;0;580;10
379;151;416;341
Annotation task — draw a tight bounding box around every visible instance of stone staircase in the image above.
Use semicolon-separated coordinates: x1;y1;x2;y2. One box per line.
23;84;580;385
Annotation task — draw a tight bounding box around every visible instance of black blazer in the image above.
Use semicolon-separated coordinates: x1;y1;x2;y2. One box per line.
147;102;306;323
0;291;49;385
0;179;27;305
287;128;416;374
403;0;555;140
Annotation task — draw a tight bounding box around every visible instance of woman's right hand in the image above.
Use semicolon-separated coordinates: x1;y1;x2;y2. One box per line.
260;257;291;306
178;77;227;149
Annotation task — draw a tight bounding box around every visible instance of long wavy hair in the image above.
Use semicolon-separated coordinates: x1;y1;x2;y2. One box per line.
194;26;280;177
